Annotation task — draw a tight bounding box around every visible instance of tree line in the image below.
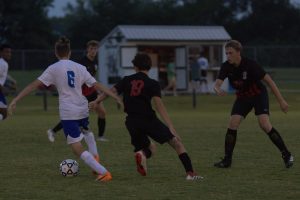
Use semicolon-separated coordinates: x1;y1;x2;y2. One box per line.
1;0;300;49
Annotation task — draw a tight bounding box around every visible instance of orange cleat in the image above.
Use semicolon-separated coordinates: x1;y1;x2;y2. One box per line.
95;171;112;182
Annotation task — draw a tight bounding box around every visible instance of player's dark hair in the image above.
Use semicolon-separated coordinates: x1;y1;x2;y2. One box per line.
87;40;99;48
0;44;11;51
132;53;152;70
55;36;70;58
225;40;242;52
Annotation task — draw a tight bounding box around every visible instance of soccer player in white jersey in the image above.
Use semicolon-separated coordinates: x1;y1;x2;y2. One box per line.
0;44;12;121
8;36;122;182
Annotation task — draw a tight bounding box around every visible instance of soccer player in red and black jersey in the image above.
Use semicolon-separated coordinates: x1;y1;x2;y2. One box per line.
47;40;108;142
91;53;203;180
214;40;293;168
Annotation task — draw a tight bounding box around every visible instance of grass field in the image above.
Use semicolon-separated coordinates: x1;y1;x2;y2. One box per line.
0;90;299;199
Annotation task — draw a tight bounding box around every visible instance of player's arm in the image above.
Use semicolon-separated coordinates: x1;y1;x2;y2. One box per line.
153;96;181;140
214;79;226;96
8;79;44;114
263;74;288;113
92;82;122;106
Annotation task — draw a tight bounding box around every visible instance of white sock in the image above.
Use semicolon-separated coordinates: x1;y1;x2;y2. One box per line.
0;114;3;120
80;151;107;174
83;131;99;156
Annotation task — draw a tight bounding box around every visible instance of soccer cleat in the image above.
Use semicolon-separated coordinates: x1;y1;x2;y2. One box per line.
214;157;232;168
186;171;204;181
135;151;147;176
92;155;101;175
282;153;294;168
97;136;109;142
47;129;55;142
95;171;112;182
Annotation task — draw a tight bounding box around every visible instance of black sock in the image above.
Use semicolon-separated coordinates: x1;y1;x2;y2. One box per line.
225;128;237;160
53;122;63;133
178;152;193;173
97;118;106;137
267;127;290;155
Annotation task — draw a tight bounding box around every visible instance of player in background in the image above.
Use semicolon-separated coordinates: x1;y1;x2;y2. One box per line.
0;44;12;121
213;40;293;168
47;40;109;142
8;37;122;182
91;53;203;180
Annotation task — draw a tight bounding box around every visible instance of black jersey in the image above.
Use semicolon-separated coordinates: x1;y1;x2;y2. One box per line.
218;57;266;98
114;72;161;119
78;56;98;77
78;56;98;96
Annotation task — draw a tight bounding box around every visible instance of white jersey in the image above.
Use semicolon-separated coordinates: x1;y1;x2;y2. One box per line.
38;59;96;120
197;57;209;70
0;58;8;86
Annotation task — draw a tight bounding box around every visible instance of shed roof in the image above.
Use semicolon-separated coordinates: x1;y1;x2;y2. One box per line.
104;25;231;42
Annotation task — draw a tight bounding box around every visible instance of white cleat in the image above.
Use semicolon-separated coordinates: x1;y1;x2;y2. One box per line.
47;129;55;142
186;172;204;181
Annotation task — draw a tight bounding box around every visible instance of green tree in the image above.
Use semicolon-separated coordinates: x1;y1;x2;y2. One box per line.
228;0;300;44
0;0;54;48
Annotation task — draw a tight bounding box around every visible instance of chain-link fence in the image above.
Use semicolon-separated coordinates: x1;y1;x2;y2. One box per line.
243;46;300;68
9;49;85;70
7;46;300;70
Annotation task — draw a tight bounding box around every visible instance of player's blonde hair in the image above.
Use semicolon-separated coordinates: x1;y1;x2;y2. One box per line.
225;40;242;52
86;40;99;48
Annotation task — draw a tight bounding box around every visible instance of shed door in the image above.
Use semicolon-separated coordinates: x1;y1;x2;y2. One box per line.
175;47;187;90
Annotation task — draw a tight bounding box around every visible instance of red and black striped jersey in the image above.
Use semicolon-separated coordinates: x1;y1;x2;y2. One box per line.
218;57;266;98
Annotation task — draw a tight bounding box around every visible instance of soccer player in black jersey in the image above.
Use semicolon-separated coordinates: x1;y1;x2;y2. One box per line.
91;53;203;180
47;40;108;142
214;40;293;168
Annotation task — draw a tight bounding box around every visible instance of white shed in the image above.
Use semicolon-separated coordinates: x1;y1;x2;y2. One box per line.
98;25;231;92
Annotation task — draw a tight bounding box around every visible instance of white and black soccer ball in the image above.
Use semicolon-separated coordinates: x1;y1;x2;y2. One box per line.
59;159;79;177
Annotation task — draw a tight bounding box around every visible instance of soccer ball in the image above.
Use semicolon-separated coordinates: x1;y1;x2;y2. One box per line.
59;159;79;177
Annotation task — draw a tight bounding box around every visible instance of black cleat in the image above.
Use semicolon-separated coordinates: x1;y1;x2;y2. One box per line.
282;153;294;168
214;157;232;168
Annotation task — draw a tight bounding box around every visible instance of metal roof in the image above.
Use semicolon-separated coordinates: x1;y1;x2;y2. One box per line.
116;25;231;41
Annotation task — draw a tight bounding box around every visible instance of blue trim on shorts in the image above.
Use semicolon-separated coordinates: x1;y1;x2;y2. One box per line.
0;92;7;105
61;117;89;138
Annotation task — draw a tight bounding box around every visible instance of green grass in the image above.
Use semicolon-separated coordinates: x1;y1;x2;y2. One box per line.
0;93;299;200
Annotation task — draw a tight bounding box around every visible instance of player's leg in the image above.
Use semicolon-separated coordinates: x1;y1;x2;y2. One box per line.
47;121;63;142
147;118;202;180
125;118;152;176
95;102;108;141
257;115;293;168
79;118;99;160
167;136;203;180
70;142;112;181
63;119;112;181
214;98;252;168
255;90;293;168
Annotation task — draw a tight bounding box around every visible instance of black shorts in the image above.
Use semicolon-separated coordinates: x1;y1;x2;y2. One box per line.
85;92;98;102
125;116;174;152
231;89;269;118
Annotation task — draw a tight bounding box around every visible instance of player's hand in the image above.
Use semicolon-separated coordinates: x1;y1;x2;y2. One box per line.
88;101;97;110
280;100;289;113
214;87;226;96
8;99;17;115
